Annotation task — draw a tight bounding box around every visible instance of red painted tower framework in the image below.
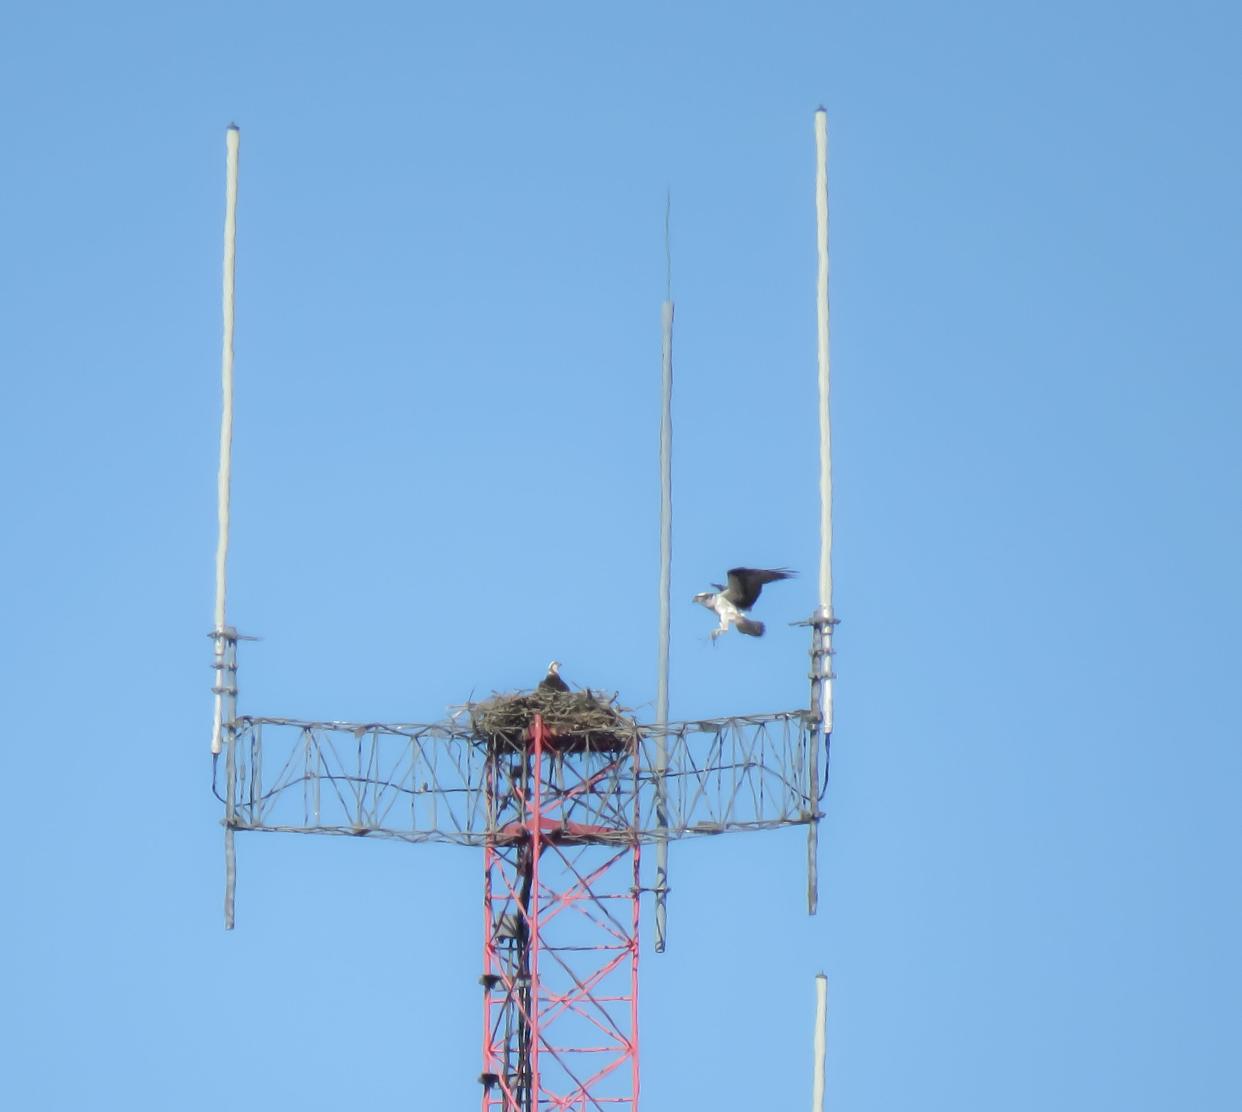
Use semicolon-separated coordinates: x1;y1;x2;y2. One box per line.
481;716;641;1110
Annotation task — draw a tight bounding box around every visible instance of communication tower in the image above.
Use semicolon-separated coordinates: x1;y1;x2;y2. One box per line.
210;111;837;1111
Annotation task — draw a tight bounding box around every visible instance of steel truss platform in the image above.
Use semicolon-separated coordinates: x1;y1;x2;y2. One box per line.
215;709;823;846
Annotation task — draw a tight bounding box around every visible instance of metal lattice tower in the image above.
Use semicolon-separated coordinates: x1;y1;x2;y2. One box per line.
212;655;832;1110
480;719;641;1108
210;109;837;1111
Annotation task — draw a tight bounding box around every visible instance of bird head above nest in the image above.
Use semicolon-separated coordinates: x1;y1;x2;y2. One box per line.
539;660;571;693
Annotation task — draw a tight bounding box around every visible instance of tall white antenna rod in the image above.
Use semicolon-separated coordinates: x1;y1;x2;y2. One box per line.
215;124;240;930
812;972;828;1111
211;123;239;758
806;106;834;916
815;107;833;639
654;192;673;953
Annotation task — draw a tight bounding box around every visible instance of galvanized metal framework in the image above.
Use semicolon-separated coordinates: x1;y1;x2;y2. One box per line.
211;631;832;1112
215;707;821;847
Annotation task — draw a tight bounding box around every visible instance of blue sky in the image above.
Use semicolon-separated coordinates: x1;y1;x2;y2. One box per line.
3;2;1239;1109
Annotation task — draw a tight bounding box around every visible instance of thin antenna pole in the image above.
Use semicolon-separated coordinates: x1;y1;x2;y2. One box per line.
654;192;673;954
806;107;834;916
815;108;832;627
215;124;240;931
812;972;828;1111
212;124;240;757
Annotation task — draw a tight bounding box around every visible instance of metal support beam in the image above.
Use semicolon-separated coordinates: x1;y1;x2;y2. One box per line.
216;630;239;928
482;717;641;1111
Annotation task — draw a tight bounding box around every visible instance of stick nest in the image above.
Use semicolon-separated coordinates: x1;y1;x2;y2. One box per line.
467;688;638;753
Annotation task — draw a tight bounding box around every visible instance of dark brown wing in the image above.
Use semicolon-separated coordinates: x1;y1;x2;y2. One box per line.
724;567;796;610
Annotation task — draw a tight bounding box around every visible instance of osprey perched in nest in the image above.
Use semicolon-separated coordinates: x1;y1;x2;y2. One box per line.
538;660;570;692
693;567;795;640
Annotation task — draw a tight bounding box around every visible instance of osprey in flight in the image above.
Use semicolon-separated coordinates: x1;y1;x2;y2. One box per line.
693;567;796;640
538;660;570;692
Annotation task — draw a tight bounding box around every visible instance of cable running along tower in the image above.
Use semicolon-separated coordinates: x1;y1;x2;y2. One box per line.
210;112;837;1111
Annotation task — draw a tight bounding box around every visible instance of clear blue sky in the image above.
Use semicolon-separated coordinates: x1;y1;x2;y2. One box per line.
3;2;1239;1109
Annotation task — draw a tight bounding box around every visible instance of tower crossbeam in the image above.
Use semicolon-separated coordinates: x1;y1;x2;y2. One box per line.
215;711;823;847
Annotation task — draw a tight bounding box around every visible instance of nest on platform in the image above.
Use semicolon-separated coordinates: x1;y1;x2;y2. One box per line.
467;688;638;754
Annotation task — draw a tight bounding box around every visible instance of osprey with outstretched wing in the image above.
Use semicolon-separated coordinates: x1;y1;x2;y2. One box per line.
693;567;796;640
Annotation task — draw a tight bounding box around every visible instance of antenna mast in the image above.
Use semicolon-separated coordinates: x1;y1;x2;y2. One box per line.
213;124;241;930
654;193;673;954
806;107;836;915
